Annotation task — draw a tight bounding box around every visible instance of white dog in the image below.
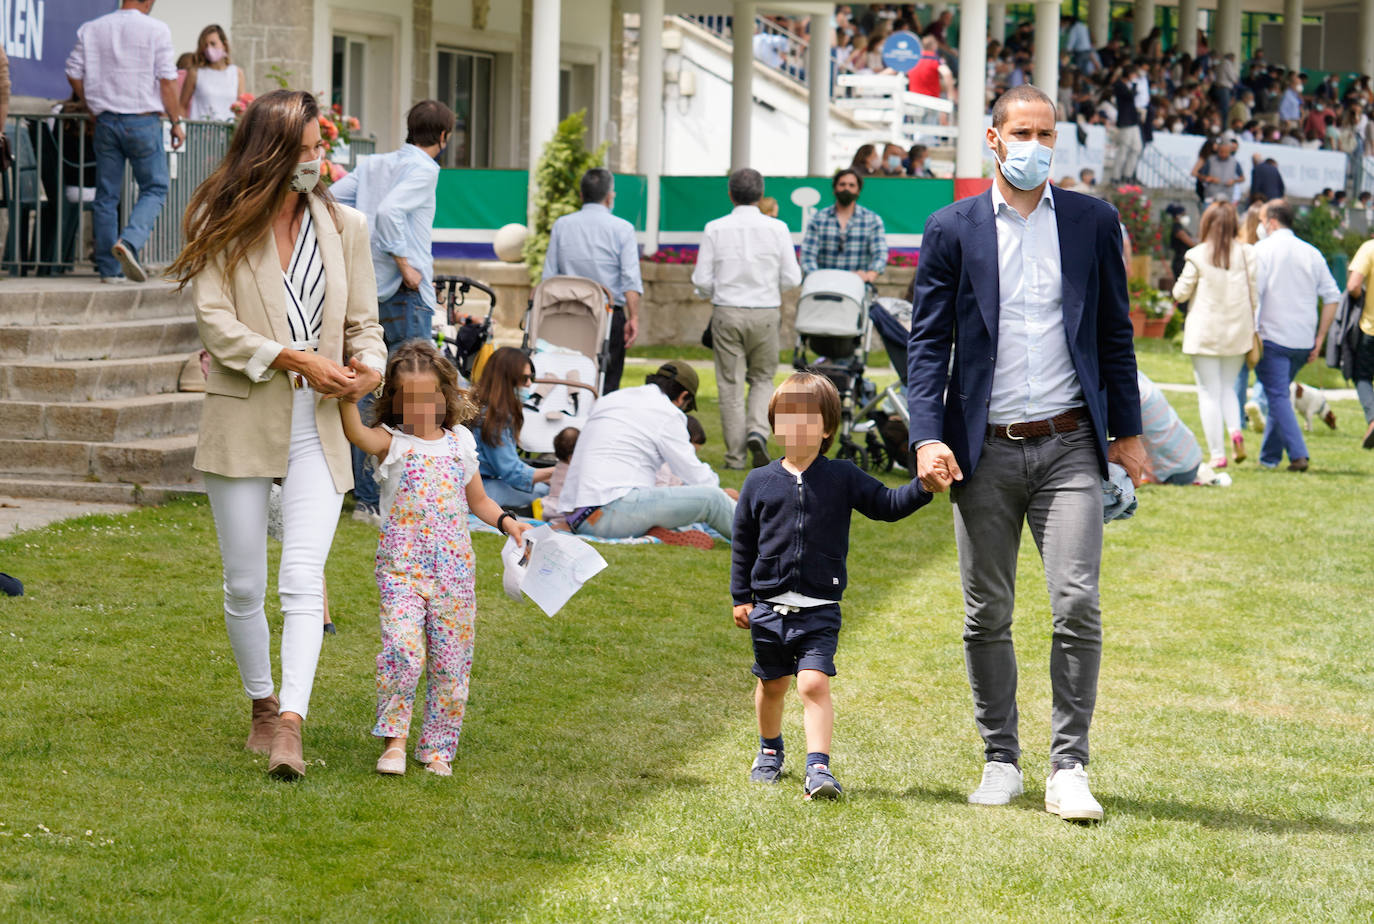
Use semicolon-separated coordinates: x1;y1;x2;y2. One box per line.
1291;382;1337;432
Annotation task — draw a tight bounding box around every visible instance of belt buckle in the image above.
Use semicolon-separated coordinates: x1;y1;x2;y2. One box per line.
1005;421;1027;441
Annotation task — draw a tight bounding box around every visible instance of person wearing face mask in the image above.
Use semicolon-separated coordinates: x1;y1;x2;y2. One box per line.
908;84;1145;823
800;169;887;284
167;90;386;780
331;99;456;523
470;347;554;509
881;142;908;176
179;24;245;122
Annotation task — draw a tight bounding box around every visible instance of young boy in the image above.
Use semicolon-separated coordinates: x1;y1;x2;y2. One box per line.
731;372;930;799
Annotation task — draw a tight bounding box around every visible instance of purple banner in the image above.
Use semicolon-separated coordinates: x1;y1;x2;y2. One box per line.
5;0;116;100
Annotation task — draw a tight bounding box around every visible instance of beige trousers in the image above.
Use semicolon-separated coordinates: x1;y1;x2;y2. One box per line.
710;306;780;467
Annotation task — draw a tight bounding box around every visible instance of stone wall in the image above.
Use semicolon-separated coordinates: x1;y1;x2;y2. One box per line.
433;259;917;348
232;0;314;94
413;0;434;105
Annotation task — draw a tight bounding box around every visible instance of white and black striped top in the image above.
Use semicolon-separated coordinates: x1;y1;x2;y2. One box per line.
282;211;325;342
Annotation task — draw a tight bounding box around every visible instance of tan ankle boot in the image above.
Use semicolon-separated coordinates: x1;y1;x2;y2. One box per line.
246;695;279;755
267;720;306;780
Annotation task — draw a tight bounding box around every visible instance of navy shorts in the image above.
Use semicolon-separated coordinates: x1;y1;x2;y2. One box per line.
749;602;842;681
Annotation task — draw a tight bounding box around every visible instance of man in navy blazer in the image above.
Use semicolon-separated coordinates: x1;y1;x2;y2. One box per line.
907;85;1146;823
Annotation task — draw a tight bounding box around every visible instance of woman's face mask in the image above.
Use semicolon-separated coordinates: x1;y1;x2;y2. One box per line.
886;154;903;170
205;45;226;64
290;158;322;194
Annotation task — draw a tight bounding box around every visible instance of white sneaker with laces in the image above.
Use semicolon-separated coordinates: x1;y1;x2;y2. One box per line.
967;761;1024;805
1044;762;1104;822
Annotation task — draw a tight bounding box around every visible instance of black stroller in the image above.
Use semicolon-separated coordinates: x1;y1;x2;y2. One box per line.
433;275;496;383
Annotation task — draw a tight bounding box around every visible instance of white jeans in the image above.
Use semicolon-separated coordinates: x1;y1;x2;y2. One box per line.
1191;353;1246;459
203;386;344;718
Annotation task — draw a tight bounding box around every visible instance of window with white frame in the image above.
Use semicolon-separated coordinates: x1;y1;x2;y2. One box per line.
331;34;367;128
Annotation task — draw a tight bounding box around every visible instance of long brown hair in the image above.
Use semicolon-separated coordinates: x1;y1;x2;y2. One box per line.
192;25;231;68
167;90;335;288
371;340;477;430
1199;200;1239;269
473;346;531;447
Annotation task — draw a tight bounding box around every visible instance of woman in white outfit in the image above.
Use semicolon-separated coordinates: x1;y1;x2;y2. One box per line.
168;90;385;779
179;25;245;122
1171;200;1258;467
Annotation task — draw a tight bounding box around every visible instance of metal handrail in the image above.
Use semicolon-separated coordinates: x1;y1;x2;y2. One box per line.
1137;142;1196;191
680;14;814;90
1;113;377;277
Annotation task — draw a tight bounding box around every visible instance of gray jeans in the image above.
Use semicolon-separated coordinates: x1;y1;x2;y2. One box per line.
951;425;1104;769
711;306;780;468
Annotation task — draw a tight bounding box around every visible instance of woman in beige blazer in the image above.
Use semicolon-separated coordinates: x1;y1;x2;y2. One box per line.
169;90;385;780
1171;200;1258;467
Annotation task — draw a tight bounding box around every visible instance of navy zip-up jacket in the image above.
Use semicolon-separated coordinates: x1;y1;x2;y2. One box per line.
730;456;930;605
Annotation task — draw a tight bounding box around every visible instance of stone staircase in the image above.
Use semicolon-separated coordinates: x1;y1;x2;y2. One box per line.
0;280;204;504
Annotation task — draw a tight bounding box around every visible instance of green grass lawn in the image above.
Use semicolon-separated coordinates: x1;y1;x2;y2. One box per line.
3;354;1373;921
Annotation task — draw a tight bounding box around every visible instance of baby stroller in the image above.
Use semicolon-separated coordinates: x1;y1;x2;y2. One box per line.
866;296;915;471
433;275;496;384
792;270;894;472
519;275;613;453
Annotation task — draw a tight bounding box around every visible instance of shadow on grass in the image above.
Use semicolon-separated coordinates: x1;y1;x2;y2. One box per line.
1107;796;1372;836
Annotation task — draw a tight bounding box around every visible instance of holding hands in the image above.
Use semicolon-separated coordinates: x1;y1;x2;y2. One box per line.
915;441;964;493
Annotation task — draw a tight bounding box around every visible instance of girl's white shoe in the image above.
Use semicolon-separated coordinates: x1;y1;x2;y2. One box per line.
425;758;452;777
376;746;407;775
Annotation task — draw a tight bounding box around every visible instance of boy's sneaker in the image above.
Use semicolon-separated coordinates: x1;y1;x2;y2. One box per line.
802;762;842;800
352;502;382;526
1044;762;1104;823
968;760;1024;805
111;240;148;283
749;747;784;784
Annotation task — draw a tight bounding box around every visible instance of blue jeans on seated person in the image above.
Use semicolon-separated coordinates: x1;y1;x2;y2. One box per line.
92;114;168;278
576;485;736;540
351;287;436;508
1255;340;1312;467
483;476;549;510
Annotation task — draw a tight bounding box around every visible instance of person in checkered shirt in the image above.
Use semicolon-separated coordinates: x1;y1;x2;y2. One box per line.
799;169;888;282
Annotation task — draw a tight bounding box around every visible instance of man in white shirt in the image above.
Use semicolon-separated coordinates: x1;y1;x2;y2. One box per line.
1249;199;1341;470
65;0;184;284
561;362;737;539
693;168;802;469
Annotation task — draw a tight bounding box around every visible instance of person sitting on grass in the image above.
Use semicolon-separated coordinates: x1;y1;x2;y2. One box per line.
730;372;930;800
542;425;580;527
341;340;528;778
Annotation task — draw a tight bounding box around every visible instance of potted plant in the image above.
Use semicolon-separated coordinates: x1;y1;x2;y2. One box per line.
1141;286;1173;338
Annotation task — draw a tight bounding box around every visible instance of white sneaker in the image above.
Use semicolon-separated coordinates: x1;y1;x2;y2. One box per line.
351;503;382;527
1044;762;1104;822
968;761;1024;805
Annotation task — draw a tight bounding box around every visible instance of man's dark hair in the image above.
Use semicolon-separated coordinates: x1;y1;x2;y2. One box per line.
1266;199;1295;228
646;372;687;404
832;168;863;192
580;167;615;204
728;168;764;206
405;100;456;147
991;84;1056;128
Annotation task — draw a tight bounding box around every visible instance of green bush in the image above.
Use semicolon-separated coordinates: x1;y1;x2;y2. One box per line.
522;110;610;284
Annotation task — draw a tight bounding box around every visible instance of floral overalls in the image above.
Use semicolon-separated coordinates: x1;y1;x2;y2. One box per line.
372;429;477;764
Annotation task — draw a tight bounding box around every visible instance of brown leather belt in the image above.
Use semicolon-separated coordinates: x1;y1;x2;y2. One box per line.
988;408;1087;441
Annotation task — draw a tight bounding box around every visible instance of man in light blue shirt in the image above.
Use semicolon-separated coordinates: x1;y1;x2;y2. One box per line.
332;99;455;520
543;167;643;392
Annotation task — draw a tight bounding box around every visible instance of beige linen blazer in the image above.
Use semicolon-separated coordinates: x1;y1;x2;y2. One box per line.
192;195;386;492
1171;241;1258;357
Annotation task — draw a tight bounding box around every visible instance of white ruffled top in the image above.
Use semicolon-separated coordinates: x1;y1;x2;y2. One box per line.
372;424;479;518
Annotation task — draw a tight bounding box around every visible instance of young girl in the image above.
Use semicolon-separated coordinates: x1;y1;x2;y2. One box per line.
731;372;929;799
342;340;528;777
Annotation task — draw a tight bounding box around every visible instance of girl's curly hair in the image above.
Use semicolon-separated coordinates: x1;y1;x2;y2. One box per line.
371;339;477;430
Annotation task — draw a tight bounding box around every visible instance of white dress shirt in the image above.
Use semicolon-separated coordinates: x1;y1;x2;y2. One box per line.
64;10;177;117
988;182;1084;424
560;385;720;509
1253;228;1341;349
1132;74;1150;111
691;204;802;308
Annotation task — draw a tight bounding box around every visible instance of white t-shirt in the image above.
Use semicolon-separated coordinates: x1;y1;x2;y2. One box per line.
372;425;479;518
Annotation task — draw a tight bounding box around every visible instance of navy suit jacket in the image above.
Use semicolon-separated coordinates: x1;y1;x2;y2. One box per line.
906;187;1142;477
1250;160;1285;201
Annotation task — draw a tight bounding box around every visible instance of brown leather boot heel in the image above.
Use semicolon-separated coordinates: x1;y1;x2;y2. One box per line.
267;720;306;780
246;695;279;755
